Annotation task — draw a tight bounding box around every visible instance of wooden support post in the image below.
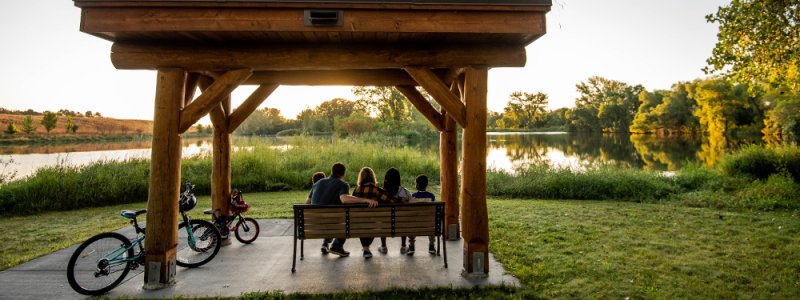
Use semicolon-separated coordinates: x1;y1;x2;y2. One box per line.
460;66;489;276
144;68;185;289
211;95;232;233
440;107;459;241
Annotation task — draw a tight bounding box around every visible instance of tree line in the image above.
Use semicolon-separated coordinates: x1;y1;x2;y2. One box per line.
233;86;439;142
492;0;799;144
3;110;84;135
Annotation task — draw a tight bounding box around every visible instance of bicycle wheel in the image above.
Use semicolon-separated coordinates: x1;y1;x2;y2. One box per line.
234;217;260;244
67;232;133;295
176;219;221;268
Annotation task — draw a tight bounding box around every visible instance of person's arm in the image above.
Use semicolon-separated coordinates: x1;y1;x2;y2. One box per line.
305;198;311;204
340;194;378;208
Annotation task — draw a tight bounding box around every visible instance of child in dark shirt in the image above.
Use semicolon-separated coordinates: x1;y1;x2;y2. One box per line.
305;171;326;204
408;175;437;256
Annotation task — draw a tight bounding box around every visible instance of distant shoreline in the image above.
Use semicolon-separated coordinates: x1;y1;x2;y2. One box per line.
0;134;152;146
0;132;211;146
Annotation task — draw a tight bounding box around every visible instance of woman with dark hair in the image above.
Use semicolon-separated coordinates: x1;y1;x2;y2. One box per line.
377;167;412;254
351;167;404;258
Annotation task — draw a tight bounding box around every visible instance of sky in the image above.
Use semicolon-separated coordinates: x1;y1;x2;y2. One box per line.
0;0;729;121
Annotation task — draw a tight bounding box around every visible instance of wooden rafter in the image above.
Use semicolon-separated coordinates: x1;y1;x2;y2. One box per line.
197;76;227;131
440;68;466;87
111;43;526;71
395;85;444;131
228;84;279;133
405;67;467;127
179;69;251;133
184;72;199;106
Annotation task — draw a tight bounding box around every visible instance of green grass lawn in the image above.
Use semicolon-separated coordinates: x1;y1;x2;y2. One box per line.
2;192;799;299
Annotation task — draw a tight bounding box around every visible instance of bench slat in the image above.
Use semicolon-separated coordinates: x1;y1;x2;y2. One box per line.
303;223;345;231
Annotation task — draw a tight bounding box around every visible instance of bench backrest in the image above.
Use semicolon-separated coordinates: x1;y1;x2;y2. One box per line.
293;202;444;239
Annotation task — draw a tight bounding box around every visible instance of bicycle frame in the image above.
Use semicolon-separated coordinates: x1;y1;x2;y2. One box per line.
180;211;201;250
212;211;247;233
95;231;145;277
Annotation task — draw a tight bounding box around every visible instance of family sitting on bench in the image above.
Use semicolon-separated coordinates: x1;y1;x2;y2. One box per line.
305;162;437;259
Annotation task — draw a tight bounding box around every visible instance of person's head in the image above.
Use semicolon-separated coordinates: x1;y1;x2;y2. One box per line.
331;162;346;178
357;167;376;186
415;175;429;191
383;167;401;196
311;172;325;184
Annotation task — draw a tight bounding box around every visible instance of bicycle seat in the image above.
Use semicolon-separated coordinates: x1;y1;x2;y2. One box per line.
121;209;147;220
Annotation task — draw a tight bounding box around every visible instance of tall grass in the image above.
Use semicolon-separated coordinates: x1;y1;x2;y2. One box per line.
487;165;677;201
0;136;439;215
2;138;799;215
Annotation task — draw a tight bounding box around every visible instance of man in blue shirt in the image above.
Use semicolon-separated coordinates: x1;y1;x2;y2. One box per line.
308;162;378;256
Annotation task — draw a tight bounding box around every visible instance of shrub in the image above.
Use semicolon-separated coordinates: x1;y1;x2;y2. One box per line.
674;163;723;191
776;145;800;183
719;145;781;180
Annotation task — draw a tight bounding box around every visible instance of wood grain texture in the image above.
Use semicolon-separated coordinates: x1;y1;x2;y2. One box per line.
395;85;444;131
212;117;232;219
460;66;489;274
244;69;428;86
405;67;467;127
228;84;279;133
81;7;545;35
144;68;184;286
179;69;251;133
111;43;526;70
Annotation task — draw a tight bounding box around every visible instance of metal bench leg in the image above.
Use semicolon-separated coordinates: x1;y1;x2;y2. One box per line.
437;235;441;256
292;230;297;273
442;234;448;268
300;239;304;260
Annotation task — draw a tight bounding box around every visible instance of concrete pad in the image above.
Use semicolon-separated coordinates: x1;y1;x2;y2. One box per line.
0;219;518;299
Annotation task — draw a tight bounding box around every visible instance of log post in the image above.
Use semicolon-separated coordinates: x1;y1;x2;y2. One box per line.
441;85;460;241
460;66;489;276
211;95;232;238
144;68;185;289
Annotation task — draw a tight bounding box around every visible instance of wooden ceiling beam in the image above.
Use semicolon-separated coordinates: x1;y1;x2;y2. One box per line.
179;69;252;133
80;7;546;35
243;69;432;86
228;84;279;133
110;43;526;70
396;85;444;131
405;67;467;127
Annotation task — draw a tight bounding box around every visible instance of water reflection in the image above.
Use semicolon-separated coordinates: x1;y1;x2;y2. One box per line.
1;133;758;179
487;132;748;172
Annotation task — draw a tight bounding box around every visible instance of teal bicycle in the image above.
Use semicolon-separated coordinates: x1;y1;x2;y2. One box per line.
66;180;221;295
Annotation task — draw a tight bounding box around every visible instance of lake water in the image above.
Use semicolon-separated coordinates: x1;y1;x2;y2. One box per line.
0;133;731;180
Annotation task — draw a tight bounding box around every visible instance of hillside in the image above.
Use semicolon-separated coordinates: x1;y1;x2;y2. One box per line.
0;114;153;135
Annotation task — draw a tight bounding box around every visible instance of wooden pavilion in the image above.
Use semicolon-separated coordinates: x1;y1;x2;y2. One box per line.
73;0;550;289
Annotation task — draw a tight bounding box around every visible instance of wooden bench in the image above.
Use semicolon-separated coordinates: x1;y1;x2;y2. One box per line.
292;202;446;272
